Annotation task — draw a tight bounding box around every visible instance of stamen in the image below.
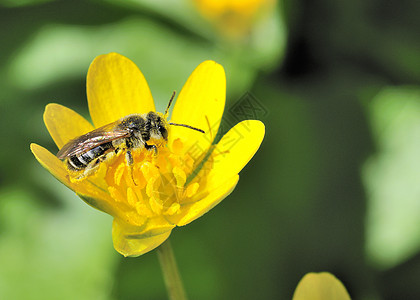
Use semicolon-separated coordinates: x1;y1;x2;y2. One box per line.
108;186;125;203
141;162;160;180
149;196;163;214
99;139;205;222
146;176;158;198
171;138;184;155
114;164;126;186
132;166;146;188
186;182;200;198
166;203;180;215
135;201;154;217
173;166;187;188
127;187;138;207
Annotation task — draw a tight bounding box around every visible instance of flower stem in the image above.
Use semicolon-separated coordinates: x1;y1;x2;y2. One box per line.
157;238;188;300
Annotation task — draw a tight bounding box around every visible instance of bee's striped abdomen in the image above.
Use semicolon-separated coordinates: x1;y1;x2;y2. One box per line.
67;142;113;171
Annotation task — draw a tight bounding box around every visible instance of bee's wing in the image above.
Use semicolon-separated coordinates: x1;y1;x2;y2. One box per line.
57;123;130;159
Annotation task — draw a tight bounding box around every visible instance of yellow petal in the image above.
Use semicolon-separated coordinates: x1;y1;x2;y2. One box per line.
87;53;155;127
292;272;351;300
112;218;174;257
169;61;226;159
31;143;73;190
30;143;118;217
44;103;94;149
206;120;265;189
175;175;239;226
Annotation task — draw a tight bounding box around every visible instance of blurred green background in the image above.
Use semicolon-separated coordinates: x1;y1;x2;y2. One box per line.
1;0;420;299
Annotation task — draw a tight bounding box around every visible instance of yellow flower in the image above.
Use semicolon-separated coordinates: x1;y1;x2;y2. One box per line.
31;53;265;257
292;272;351;300
192;0;276;38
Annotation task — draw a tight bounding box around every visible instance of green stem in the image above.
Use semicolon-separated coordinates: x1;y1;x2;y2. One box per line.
157;239;188;300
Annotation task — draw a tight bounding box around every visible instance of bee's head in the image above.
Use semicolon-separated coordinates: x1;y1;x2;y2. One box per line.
148;112;169;141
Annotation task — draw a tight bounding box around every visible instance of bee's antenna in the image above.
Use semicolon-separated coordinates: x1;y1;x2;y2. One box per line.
165;91;204;133
169;123;205;133
165;91;176;117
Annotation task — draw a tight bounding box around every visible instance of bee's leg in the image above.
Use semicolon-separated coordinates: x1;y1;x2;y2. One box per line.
126;150;134;166
144;143;158;155
125;150;138;186
76;158;101;180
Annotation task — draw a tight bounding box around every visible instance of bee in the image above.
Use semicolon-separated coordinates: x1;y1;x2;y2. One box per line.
57;92;204;179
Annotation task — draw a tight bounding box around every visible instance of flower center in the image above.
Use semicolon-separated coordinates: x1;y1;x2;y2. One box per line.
84;138;211;226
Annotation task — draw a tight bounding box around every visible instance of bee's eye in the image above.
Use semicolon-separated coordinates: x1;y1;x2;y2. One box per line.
158;125;168;140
